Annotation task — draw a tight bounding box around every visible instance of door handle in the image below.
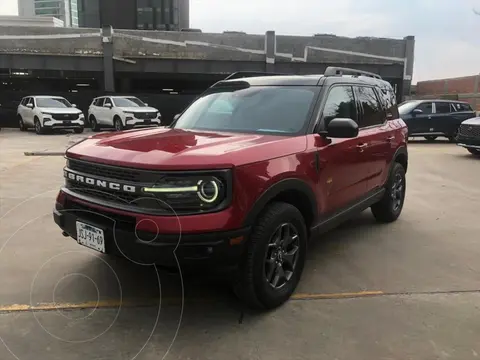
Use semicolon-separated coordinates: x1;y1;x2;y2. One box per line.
428;115;432;119
356;143;368;152
386;135;395;141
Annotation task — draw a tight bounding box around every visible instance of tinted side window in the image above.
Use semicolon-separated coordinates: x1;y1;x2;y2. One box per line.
435;102;451;114
378;87;399;119
416;102;433;114
321;86;357;127
454;103;473;112
20;98;27;106
355;86;384;127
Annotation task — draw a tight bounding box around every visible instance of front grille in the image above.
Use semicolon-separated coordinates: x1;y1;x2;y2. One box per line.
52;113;79;121
459;124;480;138
68;159;160;183
134;112;157;120
65;180;199;213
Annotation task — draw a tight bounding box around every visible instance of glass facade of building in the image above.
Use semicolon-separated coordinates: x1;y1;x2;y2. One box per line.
136;0;180;31
33;0;78;27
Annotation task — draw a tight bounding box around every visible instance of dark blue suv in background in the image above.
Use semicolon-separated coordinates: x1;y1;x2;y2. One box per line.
399;99;476;142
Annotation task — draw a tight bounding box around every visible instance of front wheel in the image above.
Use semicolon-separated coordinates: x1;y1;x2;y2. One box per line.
114;117;124;131
34;118;44;135
448;127;459;143
234;202;307;310
468;148;480;156
18;116;26;131
371;162;406;223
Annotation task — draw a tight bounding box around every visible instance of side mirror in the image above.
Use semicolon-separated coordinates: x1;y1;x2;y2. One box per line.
173;114;181;121
104;104;112;109
325;118;359;138
412;108;423;116
72;104;77;108
26;103;33;109
144;103;148;106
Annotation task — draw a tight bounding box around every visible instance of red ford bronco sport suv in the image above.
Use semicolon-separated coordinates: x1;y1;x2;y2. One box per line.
54;67;408;310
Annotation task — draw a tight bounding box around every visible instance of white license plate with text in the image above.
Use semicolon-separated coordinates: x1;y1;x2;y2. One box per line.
76;221;105;253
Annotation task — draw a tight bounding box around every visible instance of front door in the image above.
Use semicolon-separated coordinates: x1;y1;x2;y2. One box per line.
409;101;434;135
315;85;369;214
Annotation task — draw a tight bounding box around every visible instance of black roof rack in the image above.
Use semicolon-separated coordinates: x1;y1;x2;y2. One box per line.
223;71;289;80
324;66;382;80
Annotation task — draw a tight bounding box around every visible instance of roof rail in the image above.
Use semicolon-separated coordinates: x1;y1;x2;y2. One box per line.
223;71;288;80
324;66;382;79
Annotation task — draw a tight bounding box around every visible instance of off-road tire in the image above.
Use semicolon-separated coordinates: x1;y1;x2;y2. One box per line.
233;202;307;310
371;162;406;223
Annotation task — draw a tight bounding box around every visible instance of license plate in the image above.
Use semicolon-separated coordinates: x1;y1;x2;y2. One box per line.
144;119;151;124
76;221;105;253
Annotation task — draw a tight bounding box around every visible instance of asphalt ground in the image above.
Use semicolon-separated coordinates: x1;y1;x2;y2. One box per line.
0;129;479;360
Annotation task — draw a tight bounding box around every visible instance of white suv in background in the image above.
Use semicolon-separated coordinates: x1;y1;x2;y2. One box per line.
17;96;85;135
87;96;162;131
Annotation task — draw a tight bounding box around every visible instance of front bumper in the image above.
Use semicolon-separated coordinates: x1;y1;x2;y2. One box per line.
43;117;85;129
125;117;161;128
53;197;249;268
456;135;480;149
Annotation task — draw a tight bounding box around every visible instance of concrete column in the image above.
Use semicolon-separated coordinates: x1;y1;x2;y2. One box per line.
102;25;115;93
402;35;415;99
265;31;276;73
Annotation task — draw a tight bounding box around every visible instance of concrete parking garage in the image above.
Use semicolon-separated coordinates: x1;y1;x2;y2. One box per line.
0;129;479;360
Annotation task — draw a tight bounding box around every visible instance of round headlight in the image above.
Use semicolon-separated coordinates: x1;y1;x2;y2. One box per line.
197;179;219;203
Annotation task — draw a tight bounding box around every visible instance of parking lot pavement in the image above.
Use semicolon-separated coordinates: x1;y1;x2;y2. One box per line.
1;131;480;359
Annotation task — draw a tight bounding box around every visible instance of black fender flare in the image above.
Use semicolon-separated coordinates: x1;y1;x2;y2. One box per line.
242;178;318;228
389;146;408;177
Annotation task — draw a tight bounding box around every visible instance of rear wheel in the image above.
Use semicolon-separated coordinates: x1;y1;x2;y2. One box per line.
18;116;26;131
34;117;44;135
233;202;307;310
371;162;406;223
114;117;124;131
424;135;437;142
467;148;480;156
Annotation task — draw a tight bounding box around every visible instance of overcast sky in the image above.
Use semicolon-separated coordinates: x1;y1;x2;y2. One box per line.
1;0;479;82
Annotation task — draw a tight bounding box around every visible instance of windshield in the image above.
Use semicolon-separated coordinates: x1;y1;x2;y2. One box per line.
172;86;318;135
36;98;72;108
112;97;146;107
398;100;421;115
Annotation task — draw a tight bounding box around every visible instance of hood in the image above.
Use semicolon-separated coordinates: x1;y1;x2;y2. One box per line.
66;128;307;170
39;107;83;114
462;117;480;125
118;106;158;113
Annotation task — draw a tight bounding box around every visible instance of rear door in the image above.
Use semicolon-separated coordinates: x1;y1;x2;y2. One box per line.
353;85;392;193
315;85;369;213
432;101;455;136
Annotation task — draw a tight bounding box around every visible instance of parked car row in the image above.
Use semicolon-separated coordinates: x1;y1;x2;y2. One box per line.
398;99;480;156
16;95;162;135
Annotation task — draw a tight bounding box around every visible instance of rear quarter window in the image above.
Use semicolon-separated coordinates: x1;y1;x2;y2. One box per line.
454;103;473;112
377;85;399;119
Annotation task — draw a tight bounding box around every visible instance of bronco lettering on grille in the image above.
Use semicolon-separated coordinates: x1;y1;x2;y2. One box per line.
64;170;137;193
